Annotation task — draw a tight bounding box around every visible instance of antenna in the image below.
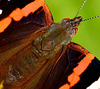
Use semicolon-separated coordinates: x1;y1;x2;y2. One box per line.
82;15;100;22
75;0;100;21
75;0;87;18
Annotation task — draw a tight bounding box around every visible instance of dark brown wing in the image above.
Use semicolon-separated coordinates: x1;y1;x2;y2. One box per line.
0;0;53;52
59;42;100;89
0;0;53;89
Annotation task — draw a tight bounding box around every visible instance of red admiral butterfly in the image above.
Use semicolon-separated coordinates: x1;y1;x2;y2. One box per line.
0;0;100;89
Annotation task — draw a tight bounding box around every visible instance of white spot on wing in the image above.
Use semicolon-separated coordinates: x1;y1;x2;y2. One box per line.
86;77;100;89
0;9;3;15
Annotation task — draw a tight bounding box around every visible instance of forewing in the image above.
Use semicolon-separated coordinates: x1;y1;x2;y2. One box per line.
0;0;53;51
0;0;53;89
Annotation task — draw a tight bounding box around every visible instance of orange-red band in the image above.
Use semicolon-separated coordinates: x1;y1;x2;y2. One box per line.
0;0;44;33
59;53;95;89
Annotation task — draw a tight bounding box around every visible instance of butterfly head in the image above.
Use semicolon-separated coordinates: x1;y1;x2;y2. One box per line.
59;16;82;37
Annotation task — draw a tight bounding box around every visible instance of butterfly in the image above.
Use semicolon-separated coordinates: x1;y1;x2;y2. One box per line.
0;0;100;89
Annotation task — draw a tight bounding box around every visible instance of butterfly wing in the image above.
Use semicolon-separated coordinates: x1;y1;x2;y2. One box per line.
59;42;100;89
0;0;53;52
0;0;54;89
